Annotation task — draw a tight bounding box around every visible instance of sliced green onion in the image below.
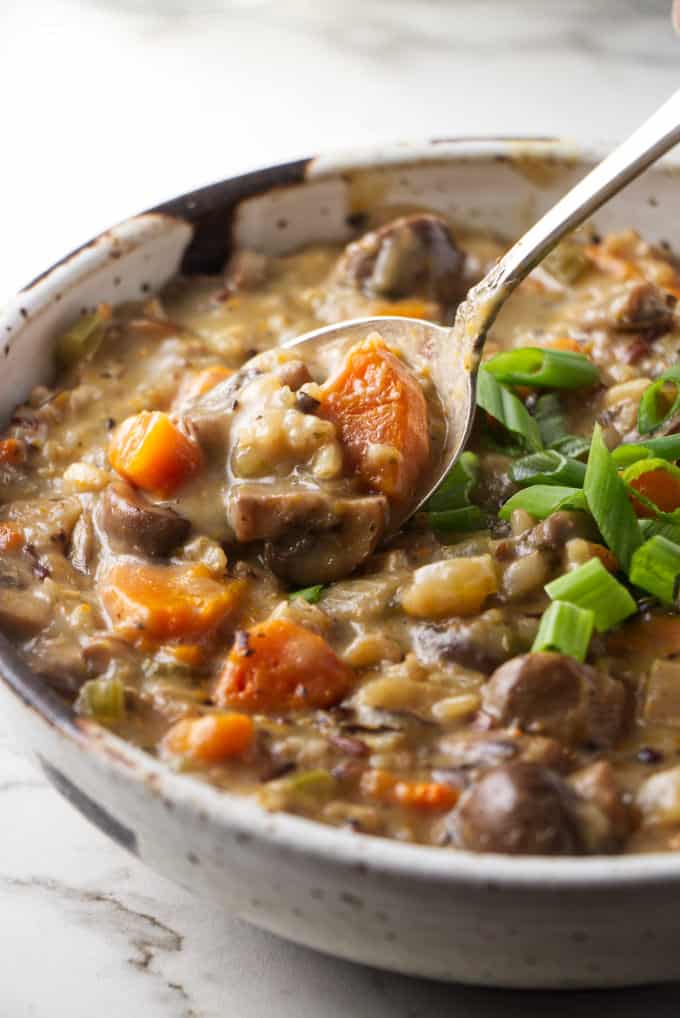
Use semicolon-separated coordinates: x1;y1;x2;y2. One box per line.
424;451;479;512
534;393;590;459
531;601;595;662
640;518;680;544
499;485;587;522
422;506;487;532
476;369;543;452
289;584;325;604
75;676;126;724
545;558;637;632
622;456;680;487
550;434;591;460
583;423;641;572
509;450;586;489
612;434;680;467
637;366;680;434
534;393;566;447
484;347;599;390
56;306;110;367
629;535;680;605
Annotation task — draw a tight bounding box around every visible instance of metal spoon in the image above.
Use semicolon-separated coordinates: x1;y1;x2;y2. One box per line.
282;89;680;539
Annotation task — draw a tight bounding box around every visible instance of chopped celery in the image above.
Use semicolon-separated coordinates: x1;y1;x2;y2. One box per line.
56;304;111;367
76;676;126;724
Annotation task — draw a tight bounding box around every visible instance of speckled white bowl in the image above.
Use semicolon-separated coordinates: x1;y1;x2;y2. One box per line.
2;139;680;988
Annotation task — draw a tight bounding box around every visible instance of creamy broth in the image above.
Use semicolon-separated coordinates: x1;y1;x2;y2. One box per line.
2;214;680;854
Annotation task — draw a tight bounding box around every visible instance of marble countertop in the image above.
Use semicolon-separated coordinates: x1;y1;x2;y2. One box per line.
2;0;680;1013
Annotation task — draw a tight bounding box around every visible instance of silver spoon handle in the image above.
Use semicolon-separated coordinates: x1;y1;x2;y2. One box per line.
497;88;680;288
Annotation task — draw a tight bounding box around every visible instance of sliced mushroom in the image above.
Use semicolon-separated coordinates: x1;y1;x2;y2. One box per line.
449;762;583;855
336;213;465;303
481;652;627;749
264;494;388;585
97;481;190;558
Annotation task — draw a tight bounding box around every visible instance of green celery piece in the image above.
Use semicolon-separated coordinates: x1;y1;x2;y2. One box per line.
56;307;109;367
531;600;595;662
545;558;637;632
629;535;680;606
76;676;126;724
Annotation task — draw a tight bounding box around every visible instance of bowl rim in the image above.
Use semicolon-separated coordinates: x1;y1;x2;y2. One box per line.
5;134;680;888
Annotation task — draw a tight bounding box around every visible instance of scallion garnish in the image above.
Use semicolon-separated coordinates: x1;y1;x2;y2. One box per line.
509;450;586;489
637;366;680;434
550;434;591;460
424;451;479;512
545;558;637;632
534;393;565;447
289;584;325;604
531;601;595;662
534;393;590;459
476;369;543;452
612;434;680;467
583;423;642;571
640;518;680;544
499;485;587;522
484;347;599;390
629;535;680;605
422;506;488;532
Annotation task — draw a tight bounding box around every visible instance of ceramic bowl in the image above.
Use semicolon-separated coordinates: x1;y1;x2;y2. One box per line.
2;139;680;989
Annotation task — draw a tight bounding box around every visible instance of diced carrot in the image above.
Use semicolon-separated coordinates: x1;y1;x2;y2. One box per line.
214;618;354;714
128;318;180;339
108;411;202;495
162;713;254;764
100;562;245;647
588;542;619;573
318;335;430;500
0;438;25;466
628;467;680;516
176;365;235;404
360;769;458;812
543;336;593;356
159;643;207;668
372;298;439;321
0;522;23;552
584;245;642;281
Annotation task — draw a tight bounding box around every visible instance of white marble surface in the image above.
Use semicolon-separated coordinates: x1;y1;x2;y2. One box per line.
3;0;680;1013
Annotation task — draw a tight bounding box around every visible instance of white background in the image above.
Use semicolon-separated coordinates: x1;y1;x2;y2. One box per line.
1;1;680;1014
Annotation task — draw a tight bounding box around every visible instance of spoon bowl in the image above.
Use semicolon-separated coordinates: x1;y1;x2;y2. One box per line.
284;313;476;538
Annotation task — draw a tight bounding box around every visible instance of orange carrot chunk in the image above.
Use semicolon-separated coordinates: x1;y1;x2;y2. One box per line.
214;618;354;714
108;411;202;495
100;562;244;646
0;438;25;466
628;467;680;516
318;335;429;501
176;365;235;404
0;523;23;552
162;713;254;764
361;768;459;812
